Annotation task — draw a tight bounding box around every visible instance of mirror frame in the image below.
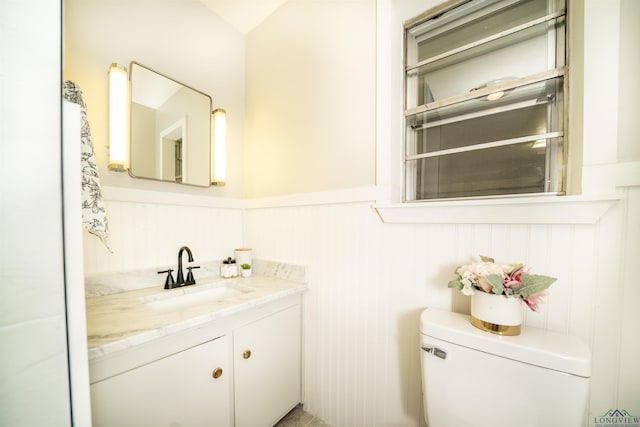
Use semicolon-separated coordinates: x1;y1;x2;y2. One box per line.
128;61;213;187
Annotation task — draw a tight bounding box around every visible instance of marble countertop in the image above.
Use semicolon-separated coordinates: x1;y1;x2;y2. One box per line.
86;262;307;361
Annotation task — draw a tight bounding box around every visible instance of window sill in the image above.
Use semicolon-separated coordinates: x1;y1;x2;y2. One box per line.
373;194;622;225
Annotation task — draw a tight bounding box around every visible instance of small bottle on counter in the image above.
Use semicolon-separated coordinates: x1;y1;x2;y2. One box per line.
229;258;238;277
220;257;239;278
221;258;230;278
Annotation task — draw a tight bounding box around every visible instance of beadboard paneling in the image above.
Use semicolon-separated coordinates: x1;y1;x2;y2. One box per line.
617;187;640;410
82;187;639;426
83;199;243;276
245;189;638;427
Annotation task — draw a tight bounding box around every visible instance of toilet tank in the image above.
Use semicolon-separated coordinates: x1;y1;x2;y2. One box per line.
420;308;591;427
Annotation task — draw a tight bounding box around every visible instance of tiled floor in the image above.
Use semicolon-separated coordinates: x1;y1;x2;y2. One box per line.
274;404;330;427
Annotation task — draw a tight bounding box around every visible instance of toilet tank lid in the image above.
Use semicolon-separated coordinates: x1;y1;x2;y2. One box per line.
420;308;591;378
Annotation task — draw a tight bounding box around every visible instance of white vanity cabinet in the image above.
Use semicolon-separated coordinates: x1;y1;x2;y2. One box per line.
90;335;231;427
88;293;303;427
233;304;301;427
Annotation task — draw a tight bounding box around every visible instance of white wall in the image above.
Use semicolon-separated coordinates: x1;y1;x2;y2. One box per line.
241;0;640;426
580;0;640;194
616;0;640;162
75;0;640;426
245;191;639;427
0;1;72;425
64;0;246;199
244;0;377;198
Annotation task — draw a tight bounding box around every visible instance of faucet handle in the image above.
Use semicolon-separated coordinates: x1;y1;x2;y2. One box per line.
185;266;200;285
158;269;176;289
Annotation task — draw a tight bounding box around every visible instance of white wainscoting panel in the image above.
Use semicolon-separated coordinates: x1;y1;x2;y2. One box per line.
83;196;244;276
617;187;640;411
245;188;639;427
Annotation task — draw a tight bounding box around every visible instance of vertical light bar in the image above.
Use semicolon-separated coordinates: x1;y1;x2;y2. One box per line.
211;108;226;186
108;63;128;171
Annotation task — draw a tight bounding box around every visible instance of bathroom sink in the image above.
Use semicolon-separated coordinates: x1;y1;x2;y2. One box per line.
140;283;254;311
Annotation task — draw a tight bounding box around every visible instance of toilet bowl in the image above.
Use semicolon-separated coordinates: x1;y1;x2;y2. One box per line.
420;308;591;427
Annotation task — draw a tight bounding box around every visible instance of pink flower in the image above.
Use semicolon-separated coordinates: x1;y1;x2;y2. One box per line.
477;276;494;293
503;268;523;289
524;291;548;312
512;269;523;282
503;279;519;289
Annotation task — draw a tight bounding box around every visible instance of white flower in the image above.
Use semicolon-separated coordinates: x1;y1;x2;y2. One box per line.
460;278;476;296
459;261;504;280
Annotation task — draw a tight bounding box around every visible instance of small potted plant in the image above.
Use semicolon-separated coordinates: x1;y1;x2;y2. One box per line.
240;263;252;278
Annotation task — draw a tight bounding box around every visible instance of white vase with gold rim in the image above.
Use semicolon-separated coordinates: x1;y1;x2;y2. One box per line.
470;291;523;336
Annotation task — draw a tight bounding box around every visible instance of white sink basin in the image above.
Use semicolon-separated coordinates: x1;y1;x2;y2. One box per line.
140;282;254;311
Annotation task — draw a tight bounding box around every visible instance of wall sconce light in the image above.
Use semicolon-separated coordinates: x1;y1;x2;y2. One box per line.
108;63;129;171
211;108;226;186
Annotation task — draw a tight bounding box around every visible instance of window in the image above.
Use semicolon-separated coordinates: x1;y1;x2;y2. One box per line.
403;0;567;201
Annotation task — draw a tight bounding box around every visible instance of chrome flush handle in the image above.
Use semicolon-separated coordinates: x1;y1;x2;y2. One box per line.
421;345;447;359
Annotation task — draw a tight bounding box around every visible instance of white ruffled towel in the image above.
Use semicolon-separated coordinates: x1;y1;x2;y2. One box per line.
63;80;112;252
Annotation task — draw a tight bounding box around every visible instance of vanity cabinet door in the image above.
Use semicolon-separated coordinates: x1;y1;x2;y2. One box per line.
233;304;301;427
90;335;231;427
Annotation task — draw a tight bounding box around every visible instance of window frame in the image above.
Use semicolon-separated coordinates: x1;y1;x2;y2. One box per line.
402;0;569;202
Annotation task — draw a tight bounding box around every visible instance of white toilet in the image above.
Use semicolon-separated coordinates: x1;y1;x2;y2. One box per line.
420;308;591;427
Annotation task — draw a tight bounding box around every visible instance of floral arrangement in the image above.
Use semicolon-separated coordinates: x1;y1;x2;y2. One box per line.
448;256;557;312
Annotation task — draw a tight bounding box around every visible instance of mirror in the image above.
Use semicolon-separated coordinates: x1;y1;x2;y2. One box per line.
129;62;212;187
